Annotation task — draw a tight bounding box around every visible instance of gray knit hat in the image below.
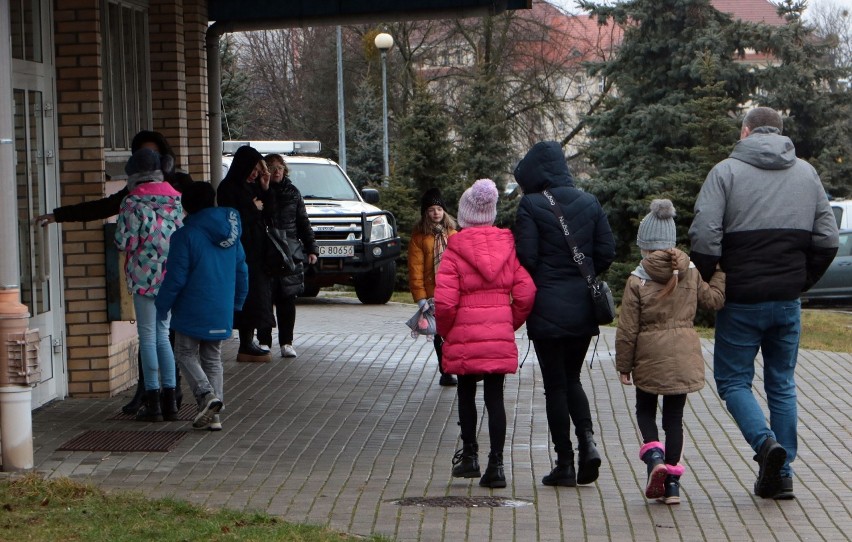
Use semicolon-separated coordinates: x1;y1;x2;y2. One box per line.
457;179;498;228
637;199;677;250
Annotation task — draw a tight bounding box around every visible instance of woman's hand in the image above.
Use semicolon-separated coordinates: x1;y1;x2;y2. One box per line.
252;197;263;211
35;213;56;227
619;373;632;386
259;170;271;191
307;254;318;265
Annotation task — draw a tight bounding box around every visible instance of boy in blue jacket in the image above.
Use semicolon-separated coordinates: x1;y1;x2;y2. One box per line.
156;182;249;430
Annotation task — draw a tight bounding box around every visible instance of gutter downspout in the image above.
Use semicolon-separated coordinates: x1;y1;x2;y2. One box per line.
0;0;36;472
207;22;224;189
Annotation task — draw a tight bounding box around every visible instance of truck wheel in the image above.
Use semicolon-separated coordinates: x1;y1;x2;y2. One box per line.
354;261;396;304
300;283;321;298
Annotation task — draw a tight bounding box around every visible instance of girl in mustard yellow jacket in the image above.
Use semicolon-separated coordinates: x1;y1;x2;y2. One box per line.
408;188;458;386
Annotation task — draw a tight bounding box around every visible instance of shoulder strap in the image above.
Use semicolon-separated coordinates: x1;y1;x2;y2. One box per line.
541;189;597;288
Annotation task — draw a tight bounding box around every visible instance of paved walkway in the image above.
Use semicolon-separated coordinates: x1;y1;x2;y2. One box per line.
29;297;852;541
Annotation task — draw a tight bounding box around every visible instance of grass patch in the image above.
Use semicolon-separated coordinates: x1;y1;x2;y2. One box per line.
0;473;387;542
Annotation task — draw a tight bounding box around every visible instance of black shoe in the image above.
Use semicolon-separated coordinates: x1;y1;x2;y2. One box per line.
542;460;576;487
237;343;272;362
439;374;457;386
451;444;480;478
772;476;796;500
121;358;146;414
641;446;666;499
658;475;681;505
479;453;506;488
754;437;787;498
135;389;163;422
576;430;601;485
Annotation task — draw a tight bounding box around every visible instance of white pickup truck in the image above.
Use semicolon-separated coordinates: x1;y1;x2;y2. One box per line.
222;141;401;304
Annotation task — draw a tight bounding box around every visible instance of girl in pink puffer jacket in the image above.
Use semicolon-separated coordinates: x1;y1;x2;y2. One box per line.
435;179;536;489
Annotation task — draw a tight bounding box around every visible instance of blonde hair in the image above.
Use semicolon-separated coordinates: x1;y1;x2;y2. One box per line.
657;248;680;299
413;211;457;235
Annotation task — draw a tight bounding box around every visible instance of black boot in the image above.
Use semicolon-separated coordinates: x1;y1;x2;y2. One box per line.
542;455;576;487
161;387;179;421
659;475;681;505
478;452;506;488
121;357;145;415
640;442;666;499
135;389;163;422
576;429;602;485
451;442;480;478
479;452;506;488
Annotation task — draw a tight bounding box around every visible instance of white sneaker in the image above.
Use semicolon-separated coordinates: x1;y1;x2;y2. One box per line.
208;414;222;431
281;344;297;358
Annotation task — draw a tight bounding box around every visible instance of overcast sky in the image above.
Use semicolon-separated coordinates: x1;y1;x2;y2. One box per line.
548;0;852;16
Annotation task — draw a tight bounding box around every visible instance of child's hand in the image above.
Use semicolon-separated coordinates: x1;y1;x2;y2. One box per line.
619;373;632;386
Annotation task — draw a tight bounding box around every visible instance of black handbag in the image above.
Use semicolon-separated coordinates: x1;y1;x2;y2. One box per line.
266;226;305;273
541;189;616;325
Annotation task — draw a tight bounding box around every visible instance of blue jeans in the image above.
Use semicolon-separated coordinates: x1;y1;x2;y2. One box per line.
714;300;800;477
133;294;176;390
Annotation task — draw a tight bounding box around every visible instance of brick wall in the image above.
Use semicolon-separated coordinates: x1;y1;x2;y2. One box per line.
54;0;116;397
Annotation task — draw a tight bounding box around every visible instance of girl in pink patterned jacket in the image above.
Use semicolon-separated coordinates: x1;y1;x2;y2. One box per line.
115;148;182;422
435;179;536;489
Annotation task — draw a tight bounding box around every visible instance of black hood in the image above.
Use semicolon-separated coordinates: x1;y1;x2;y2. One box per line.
223;145;263;185
513;141;574;194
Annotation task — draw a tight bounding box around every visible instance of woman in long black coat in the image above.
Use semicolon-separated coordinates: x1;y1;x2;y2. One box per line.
216;145;275;362
513;141;616;488
256;154;318;358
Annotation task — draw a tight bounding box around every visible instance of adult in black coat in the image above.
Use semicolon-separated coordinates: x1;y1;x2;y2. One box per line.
216;145;275;362
256;154;319;358
513;141;616;488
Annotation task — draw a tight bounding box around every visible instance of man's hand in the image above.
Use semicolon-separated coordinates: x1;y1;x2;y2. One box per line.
619;373;632;386
35;213;56;227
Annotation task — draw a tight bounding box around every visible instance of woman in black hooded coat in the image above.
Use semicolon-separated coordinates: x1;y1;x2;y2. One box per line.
216;145;275;362
513;141;616;488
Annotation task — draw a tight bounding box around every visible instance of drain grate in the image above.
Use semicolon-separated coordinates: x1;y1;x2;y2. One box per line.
57;430;188;452
109;403;197;421
393;496;532;508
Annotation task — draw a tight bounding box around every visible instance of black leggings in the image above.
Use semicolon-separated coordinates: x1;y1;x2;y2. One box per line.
457;374;506;456
533;336;594;459
635;388;687;466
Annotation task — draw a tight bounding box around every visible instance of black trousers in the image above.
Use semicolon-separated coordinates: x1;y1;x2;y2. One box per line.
635;387;687;466
434;334;447;375
258;285;297;347
457;374;506;456
533;336;594;459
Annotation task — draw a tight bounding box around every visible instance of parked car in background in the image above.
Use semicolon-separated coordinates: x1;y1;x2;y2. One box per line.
801;229;852;304
222;141;401;304
831;199;852;230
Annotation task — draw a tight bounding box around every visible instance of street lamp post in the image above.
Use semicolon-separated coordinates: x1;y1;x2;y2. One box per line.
374;32;393;181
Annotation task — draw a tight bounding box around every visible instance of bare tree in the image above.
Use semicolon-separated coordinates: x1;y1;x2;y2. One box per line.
807;0;852;71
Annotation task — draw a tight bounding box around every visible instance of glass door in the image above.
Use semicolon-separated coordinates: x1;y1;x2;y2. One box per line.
12;0;64;408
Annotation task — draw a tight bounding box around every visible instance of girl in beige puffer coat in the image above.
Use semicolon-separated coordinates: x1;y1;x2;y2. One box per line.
616;199;725;505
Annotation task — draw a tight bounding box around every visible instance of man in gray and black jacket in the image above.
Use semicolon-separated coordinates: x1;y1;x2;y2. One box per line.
689;107;839;501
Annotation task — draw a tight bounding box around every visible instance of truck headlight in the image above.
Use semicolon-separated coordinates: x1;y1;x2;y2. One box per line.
368;215;393;242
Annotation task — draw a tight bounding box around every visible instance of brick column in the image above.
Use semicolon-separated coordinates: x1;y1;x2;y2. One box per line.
149;0;189;169
183;0;210;182
53;1;115;397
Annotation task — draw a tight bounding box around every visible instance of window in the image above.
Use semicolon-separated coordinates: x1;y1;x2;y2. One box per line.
10;0;43;62
101;0;151;152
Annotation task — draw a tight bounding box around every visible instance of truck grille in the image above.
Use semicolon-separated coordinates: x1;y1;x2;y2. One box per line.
310;216;363;242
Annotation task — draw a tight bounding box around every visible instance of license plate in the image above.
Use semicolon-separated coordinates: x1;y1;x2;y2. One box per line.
318;244;354;258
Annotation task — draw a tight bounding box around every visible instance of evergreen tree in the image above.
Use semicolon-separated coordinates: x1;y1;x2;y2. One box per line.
347;79;384;189
578;0;750;263
220;36;250;140
749;0;852;198
393;81;457;199
454;73;512;205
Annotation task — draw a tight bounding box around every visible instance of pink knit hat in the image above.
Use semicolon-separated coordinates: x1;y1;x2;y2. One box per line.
457;179;498;228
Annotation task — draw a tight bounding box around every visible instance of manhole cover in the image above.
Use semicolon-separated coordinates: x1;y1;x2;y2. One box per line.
393;496;532;508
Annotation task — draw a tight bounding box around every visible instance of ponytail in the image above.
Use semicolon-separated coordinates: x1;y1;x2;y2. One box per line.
657;248;680;299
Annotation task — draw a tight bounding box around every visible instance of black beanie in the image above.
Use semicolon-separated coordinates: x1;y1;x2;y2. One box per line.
420;188;446;216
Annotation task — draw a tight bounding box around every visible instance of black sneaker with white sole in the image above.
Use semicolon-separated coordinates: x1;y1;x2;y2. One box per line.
192;393;223;429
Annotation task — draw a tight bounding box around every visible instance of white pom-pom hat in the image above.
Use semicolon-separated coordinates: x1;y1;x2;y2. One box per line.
457;178;499;228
